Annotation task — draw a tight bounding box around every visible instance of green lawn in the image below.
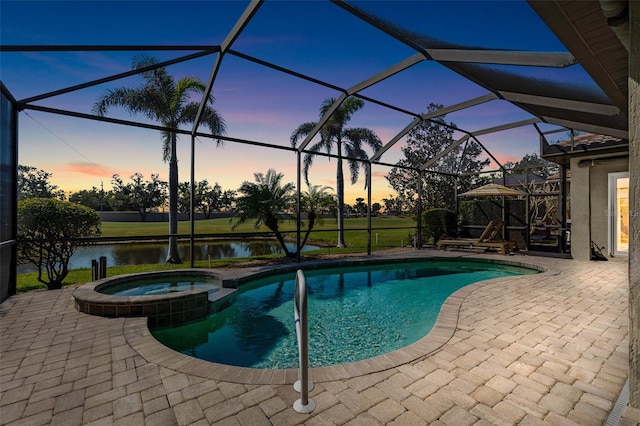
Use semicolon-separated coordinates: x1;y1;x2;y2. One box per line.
99;216;416;238
18;216;418;292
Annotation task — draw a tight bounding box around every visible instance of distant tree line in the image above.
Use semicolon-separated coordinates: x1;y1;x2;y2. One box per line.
18;166;236;222
18;165;383;222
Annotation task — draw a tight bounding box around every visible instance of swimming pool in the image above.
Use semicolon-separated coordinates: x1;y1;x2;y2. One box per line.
151;260;537;369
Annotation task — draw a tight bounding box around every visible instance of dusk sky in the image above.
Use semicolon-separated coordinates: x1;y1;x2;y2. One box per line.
0;0;604;204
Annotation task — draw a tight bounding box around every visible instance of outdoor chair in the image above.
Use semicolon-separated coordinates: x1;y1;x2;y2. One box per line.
471;220;517;255
436;220;517;255
436;220;494;251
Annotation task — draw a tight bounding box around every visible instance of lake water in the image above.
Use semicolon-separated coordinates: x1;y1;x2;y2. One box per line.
17;240;318;273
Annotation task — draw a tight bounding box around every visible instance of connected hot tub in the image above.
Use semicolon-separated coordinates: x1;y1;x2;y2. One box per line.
72;269;235;327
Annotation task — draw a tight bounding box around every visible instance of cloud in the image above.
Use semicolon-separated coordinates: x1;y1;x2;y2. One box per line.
372;170;388;180
491;154;521;165
59;162;117;178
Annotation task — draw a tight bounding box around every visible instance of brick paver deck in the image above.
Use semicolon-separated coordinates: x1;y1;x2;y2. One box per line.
1;250;636;425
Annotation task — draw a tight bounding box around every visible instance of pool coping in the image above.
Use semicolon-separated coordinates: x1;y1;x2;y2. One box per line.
119;254;555;385
72;269;236;327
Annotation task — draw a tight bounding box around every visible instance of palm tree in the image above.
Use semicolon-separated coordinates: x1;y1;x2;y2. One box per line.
291;96;382;247
232;169;296;257
93;55;226;263
300;184;335;248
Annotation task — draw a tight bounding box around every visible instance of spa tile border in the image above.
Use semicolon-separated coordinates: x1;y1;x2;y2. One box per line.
72;268;235;327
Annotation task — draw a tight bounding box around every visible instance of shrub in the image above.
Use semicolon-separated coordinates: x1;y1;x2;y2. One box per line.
18;198;101;289
422;208;456;244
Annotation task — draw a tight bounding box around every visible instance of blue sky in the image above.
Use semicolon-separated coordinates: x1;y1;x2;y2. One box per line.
0;0;600;203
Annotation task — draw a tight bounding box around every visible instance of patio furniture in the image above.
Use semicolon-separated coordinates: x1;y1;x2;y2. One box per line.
436;220;517;255
436;220;494;250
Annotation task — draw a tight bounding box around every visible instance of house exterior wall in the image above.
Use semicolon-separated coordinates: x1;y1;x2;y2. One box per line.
569;156;628;261
570;158;591;261
590;158;629;257
629;0;639;409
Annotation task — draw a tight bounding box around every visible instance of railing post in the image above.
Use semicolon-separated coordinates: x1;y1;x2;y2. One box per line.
293;269;315;413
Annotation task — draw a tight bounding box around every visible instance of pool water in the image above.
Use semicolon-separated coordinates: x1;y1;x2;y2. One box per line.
100;275;221;296
151;261;536;369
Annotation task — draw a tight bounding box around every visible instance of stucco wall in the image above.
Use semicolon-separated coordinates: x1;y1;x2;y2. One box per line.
570;158;591;261
569;156;628;261
629;0;639;409
589;157;629;257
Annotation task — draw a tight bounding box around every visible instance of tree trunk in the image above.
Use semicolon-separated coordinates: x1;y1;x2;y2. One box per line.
166;133;182;264
266;219;292;258
300;212;316;249
336;144;346;247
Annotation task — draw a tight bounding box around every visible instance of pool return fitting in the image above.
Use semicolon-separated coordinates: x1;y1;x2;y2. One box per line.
293;269;315;413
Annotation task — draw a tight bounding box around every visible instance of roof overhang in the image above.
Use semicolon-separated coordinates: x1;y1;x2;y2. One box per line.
527;0;629;114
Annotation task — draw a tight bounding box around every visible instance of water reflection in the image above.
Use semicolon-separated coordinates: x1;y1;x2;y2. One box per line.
18;240;318;273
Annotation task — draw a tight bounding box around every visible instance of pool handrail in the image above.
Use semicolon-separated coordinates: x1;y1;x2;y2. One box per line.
293;269;315;413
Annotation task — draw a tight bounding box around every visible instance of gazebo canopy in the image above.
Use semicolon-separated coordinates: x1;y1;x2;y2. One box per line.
459;183;527;198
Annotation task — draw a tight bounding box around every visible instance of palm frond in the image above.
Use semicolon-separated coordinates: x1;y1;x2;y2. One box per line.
343;128;383;152
302;139;328;184
290;122;317;147
348;156;361;185
92;88;136;116
173;77;206;112
232;169;294;232
180;102;226;144
343;137;374;186
322;96;364;132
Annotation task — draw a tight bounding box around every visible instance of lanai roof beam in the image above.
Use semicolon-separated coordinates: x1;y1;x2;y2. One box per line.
371;94;499;162
334;1;576;68
500;91;620;116
419;135;470;171
192;0;262;135
370;117;420;162
297;53;429;152
426;49;576;68
541;117;628;139
471;118;541;138
419;118;539;172
296;93;348;152
421;93;499;120
18;49;219;105
346;53;425;94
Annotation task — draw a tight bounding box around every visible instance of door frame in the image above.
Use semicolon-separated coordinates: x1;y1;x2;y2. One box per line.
608;171;629;257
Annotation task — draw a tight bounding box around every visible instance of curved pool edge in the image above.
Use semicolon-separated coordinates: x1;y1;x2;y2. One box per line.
121;254;557;385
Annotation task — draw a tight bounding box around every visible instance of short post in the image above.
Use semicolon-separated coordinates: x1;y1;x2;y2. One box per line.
99;256;107;279
91;259;99;281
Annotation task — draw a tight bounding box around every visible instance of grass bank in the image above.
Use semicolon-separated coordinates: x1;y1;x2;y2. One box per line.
18;216;418;292
99;216;415;239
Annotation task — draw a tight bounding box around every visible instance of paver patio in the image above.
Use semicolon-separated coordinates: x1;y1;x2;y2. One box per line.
1;250;637;425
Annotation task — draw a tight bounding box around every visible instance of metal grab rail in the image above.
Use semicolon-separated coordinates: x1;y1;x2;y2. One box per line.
293;269;315;413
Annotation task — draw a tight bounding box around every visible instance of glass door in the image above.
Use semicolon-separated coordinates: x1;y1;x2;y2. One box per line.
608;172;629;257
